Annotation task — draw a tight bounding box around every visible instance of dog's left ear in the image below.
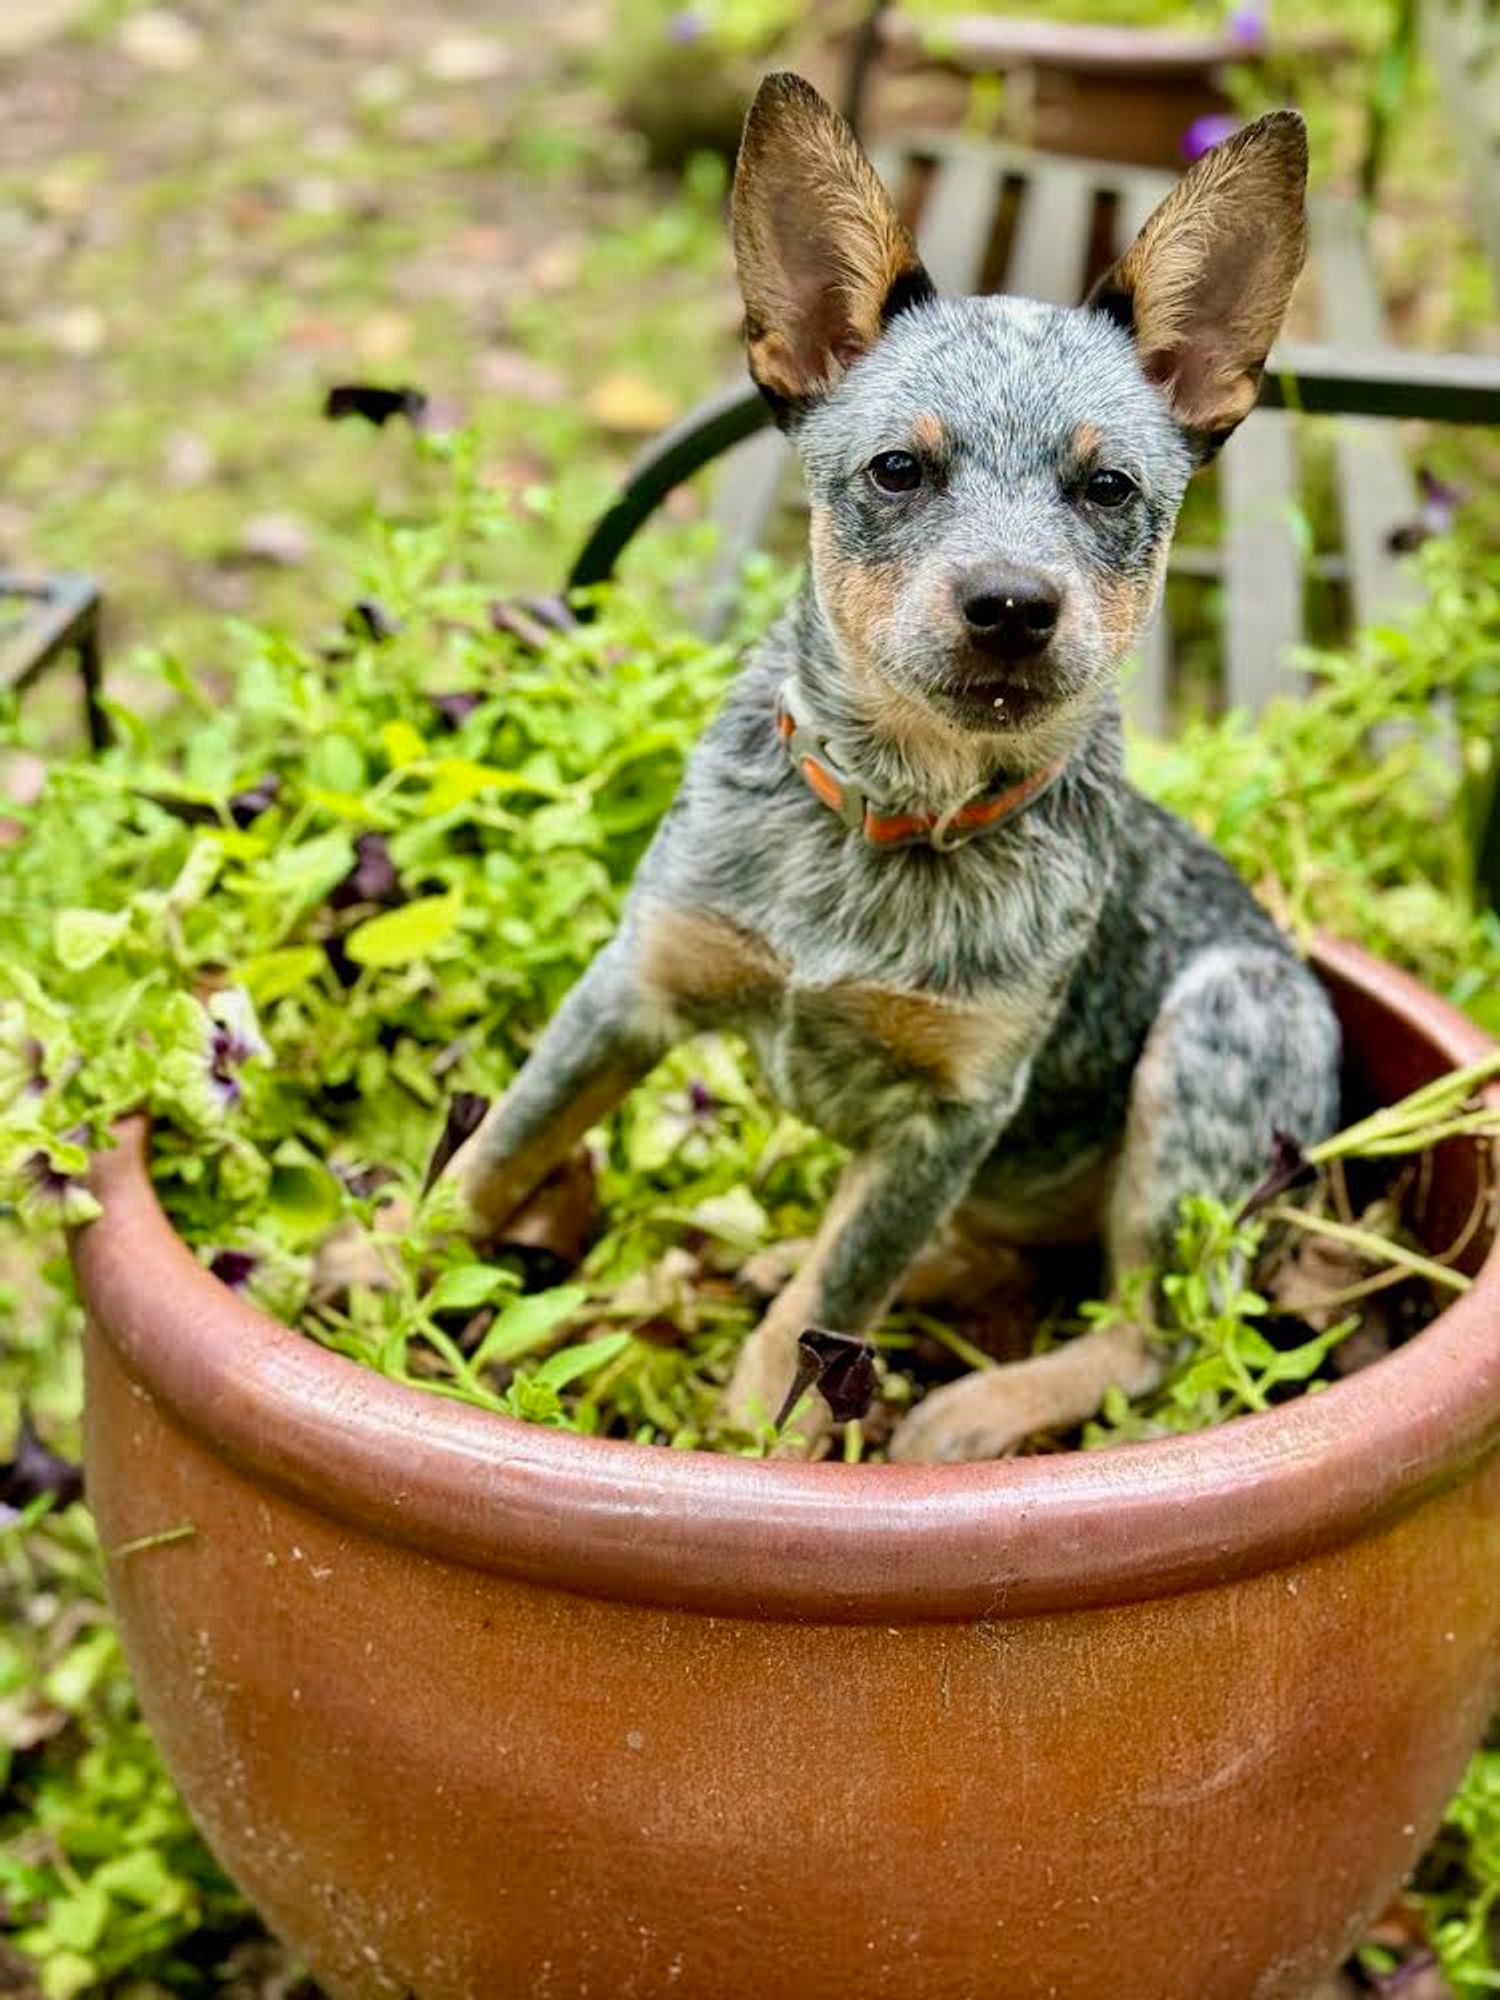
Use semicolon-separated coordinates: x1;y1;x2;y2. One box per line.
732;72;935;417
1087;111;1307;449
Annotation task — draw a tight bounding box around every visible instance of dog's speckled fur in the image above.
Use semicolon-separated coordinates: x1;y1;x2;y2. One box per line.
448;75;1340;1460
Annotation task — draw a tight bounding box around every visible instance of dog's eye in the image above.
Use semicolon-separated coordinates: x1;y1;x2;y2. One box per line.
1084;468;1136;508
867;450;922;495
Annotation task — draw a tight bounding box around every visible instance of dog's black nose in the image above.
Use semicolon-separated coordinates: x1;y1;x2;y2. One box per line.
958;565;1062;660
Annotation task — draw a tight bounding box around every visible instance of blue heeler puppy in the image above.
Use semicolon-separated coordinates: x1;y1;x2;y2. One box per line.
447;73;1342;1461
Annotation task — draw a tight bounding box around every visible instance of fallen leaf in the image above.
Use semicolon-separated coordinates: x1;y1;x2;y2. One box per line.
239;512;313;567
424;32;510;82
47;306;106;356
355;311;413;363
478;348;567;401
117;7;203;70
584;371;676;434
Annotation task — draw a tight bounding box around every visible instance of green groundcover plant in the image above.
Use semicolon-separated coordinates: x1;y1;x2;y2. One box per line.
1;449;1499;1992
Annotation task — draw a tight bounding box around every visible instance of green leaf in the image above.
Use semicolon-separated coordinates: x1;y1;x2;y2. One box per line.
344;891;463;969
241;946;325;1003
533;1331;633;1392
426;1264;508;1313
471;1286;589;1370
52;908;130;971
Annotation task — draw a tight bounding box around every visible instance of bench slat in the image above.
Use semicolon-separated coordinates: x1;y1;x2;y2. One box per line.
1115;170;1174;250
916;144;1003;295
1006;163;1095;305
1221;411;1304;710
1126;603;1172;735
1308;198;1419;629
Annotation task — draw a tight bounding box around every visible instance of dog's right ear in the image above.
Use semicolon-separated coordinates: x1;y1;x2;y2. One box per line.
732;72;935;421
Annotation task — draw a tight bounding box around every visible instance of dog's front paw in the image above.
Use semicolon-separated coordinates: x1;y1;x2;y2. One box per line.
889;1324;1162;1464
888;1369;1043;1464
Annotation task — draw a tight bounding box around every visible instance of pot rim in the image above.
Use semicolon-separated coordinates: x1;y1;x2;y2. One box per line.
75;936;1500;1623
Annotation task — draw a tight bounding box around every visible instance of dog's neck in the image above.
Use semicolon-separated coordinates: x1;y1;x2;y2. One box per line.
787;586;1100;818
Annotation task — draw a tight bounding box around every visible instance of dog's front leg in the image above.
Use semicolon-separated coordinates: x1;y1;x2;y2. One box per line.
723;1104;1010;1453
445;942;663;1242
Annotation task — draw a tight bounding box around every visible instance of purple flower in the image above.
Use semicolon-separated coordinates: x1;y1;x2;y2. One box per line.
15;1132;99;1229
209;1248;258;1290
1181;113;1240;162
1387;466;1468;553
22;1037;47;1097
1225;0;1267;51
205;989;269;1111
668;9;705;44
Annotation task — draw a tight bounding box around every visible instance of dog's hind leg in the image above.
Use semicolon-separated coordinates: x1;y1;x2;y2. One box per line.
889;946;1341;1463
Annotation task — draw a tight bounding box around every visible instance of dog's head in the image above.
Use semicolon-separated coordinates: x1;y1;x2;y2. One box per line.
732;74;1306;751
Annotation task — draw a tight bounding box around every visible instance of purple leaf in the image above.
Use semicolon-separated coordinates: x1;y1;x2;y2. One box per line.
323;382;429;428
1238;1127;1314;1220
329;832;403;912
228;774;281;828
774;1326;879;1431
347;598;402;643
1;1408;84;1513
429;690;483;731
423;1091;491;1195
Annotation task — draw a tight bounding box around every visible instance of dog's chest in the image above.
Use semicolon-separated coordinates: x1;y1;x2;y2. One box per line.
635;903;1050;1142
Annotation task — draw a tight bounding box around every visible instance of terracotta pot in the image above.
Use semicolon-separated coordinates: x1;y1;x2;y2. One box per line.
77;937;1500;2000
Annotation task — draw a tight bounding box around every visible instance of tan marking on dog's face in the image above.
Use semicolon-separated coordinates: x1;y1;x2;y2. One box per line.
638;906;787;1016
810;506;898;676
912;411;945;455
1071;421;1105;462
821;983;1036;1101
811;508;994;800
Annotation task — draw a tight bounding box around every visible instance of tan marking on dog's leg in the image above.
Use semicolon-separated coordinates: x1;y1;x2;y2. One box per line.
450;1055;641;1242
722;1161;876;1455
822;983;1034;1101
887;1319;1162;1463
637;905;787;1016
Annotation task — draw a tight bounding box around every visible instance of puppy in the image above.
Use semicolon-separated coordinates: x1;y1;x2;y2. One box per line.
446;73;1340;1461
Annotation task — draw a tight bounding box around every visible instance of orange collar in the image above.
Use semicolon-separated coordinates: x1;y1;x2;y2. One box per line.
775;681;1063;852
